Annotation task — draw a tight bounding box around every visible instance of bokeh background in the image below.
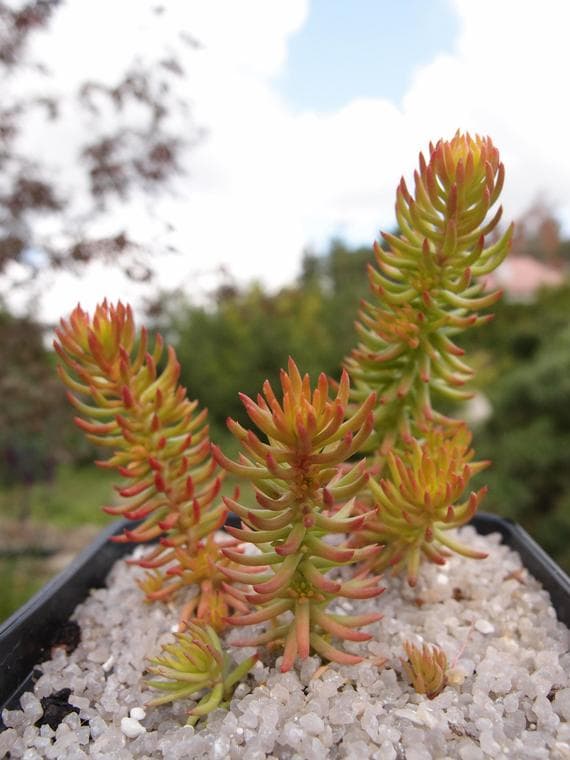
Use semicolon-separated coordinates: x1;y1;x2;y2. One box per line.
1;0;570;621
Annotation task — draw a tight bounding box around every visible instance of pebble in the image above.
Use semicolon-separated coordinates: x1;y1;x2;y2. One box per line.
120;716;147;739
553;741;570;759
2;528;568;760
299;712;324;734
474;619;495;634
554;688;570;721
101;655;114;672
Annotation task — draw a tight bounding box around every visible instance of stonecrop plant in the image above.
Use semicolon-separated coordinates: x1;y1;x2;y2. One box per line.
353;423;490;586
346;132;512;456
54;302;258;633
146;623;257;725
54;131;513;718
401;641;448;700
346;132;512;585
212;360;383;671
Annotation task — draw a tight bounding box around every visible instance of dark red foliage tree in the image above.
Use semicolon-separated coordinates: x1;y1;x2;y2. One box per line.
0;1;202;291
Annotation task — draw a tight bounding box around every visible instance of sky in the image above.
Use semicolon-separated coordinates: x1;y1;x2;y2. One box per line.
277;0;458;109
4;0;570;323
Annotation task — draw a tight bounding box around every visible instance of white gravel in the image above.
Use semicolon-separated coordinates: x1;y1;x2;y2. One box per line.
1;526;569;759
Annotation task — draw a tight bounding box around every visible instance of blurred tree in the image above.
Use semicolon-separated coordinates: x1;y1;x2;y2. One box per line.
0;2;202;505
462;283;570;380
0;308;81;518
299;237;373;357
462;283;570;571
512;201;569;267
158;283;330;440
147;239;374;441
473;321;570;571
0;0;202;290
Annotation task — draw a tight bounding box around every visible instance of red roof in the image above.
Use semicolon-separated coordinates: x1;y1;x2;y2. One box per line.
485;255;565;300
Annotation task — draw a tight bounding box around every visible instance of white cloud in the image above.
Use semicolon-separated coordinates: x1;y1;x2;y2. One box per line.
4;0;570;323
402;0;570;228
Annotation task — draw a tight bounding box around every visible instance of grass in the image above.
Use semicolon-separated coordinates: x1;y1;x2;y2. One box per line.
0;556;53;622
0;454;252;623
0;464;116;528
0;464;116;622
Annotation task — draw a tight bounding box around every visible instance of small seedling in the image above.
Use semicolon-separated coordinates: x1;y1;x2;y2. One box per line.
146;623;257;725
401;640;448;699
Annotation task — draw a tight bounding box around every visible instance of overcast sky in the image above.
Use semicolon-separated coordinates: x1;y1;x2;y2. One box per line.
5;0;570;322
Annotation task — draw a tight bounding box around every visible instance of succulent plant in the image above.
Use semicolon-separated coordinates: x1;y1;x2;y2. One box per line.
353;423;489;585
401;640;448;699
54;301;253;630
146;623;257;725
54;301;222;544
212;358;384;671
345;132;512;585
345;132;513;457
51;131;515;721
137;532;262;632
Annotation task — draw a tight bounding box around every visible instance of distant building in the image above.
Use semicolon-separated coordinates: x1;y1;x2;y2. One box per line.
485;255;566;302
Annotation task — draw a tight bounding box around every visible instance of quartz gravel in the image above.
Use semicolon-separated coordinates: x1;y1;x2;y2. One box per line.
1;526;569;759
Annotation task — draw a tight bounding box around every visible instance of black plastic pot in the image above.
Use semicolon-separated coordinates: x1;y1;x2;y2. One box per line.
1;513;569;730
